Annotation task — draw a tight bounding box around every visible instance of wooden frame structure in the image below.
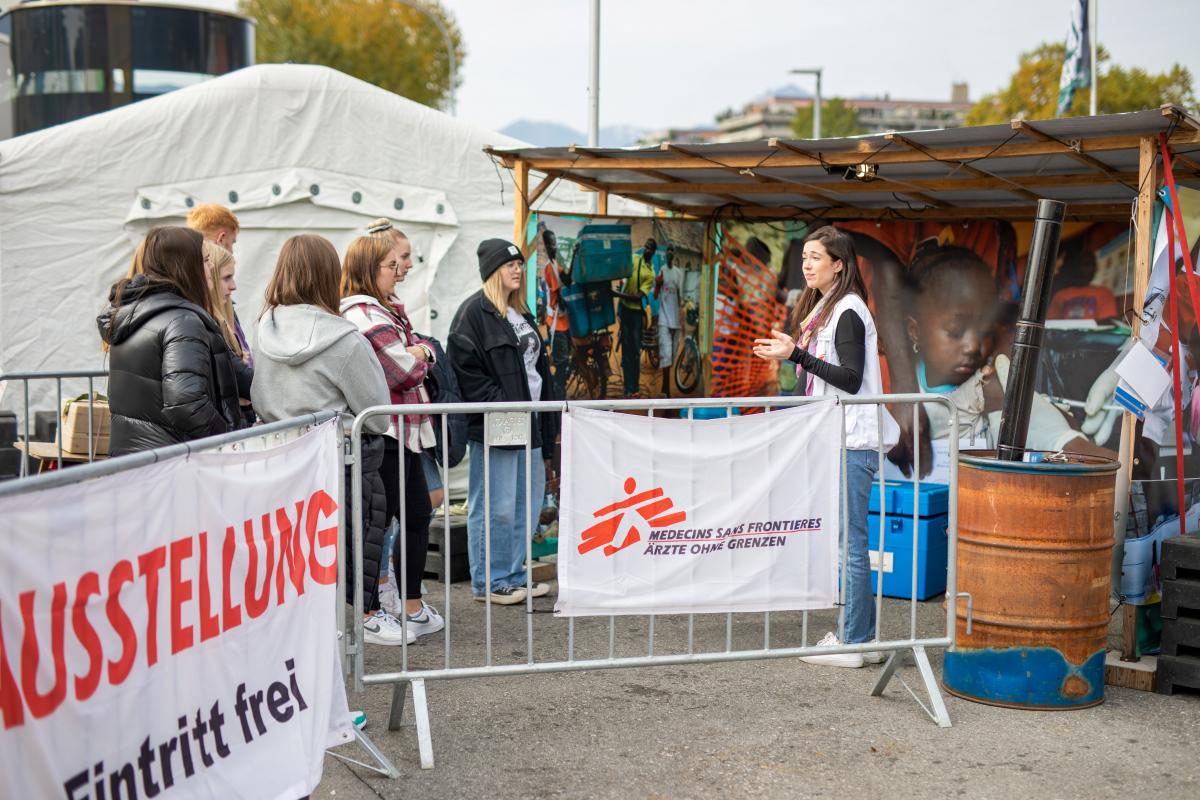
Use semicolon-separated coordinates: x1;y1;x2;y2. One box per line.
489;105;1200;684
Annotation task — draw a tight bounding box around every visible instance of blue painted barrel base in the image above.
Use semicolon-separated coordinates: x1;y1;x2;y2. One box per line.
942;647;1106;709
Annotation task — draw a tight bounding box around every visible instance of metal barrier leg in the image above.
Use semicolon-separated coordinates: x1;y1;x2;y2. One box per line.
384;679;435;770
871;645;952;728
387;681;409;732
327;727;403;779
412;679;435;770
912;647;951;728
869;652;903;698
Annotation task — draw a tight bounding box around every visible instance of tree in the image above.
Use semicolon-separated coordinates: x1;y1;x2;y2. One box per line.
239;0;465;110
967;42;1196;125
790;97;866;139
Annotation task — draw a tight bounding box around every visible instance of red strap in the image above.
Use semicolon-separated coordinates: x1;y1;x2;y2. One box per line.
1160;135;1198;534
1160;136;1200;339
1165;201;1187;536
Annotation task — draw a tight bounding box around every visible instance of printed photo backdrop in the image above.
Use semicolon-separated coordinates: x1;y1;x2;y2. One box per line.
533;214;706;402
534;197;1200;549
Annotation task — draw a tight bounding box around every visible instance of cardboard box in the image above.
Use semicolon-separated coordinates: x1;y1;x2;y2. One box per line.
55;395;110;455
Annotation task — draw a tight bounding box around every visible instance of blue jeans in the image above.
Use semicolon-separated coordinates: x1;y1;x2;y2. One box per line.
841;449;879;644
467;443;545;595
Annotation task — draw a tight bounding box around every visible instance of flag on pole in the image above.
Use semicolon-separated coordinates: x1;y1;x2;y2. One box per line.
1057;0;1091;117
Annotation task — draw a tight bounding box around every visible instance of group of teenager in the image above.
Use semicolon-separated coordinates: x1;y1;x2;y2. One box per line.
98;205;557;662
101;207;1024;673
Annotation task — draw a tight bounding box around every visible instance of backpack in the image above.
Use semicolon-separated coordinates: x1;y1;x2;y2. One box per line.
416;333;467;468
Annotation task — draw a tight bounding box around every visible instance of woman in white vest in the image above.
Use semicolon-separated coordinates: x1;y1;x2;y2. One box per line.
754;225;898;668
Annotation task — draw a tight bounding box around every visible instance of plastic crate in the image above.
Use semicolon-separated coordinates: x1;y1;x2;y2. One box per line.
867;481;950;601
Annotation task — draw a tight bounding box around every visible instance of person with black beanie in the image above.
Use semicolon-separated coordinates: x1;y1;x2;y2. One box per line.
448;239;558;605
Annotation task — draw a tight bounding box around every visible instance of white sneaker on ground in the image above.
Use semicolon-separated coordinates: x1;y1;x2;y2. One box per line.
406;602;445;638
861;649;886;665
473;586;527;605
363;609;416;645
800;631;865;669
526;582;551;598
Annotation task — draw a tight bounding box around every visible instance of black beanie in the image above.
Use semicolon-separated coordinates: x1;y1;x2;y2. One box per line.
477;238;524;281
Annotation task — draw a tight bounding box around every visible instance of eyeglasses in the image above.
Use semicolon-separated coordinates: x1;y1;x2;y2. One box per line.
379;262;401;272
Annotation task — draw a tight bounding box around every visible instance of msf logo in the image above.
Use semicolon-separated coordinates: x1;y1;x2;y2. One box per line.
578;477;687;557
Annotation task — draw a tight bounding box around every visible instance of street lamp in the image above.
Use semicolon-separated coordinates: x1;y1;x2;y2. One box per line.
392;0;458;115
790;67;823;139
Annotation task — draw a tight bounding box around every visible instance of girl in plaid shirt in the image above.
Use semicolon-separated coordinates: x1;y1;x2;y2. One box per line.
340;226;443;640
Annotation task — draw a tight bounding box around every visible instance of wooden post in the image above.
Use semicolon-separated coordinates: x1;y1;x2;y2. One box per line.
1112;136;1158;664
597;191;609;216
513;159;530;252
699;219;718;396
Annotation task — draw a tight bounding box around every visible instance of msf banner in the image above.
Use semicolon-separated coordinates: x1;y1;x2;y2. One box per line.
0;421;352;800
555;402;841;617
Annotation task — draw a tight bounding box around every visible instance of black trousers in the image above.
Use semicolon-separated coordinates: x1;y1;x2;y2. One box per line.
380;438;433;600
618;304;643;395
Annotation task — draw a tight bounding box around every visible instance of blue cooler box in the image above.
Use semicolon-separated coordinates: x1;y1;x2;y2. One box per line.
573;224;633;283
867;481;950;601
561;282;616;337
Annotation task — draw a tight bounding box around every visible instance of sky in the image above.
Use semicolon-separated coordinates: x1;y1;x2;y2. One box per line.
170;0;1197;133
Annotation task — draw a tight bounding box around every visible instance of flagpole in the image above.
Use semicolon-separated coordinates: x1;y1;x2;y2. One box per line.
1089;0;1098;115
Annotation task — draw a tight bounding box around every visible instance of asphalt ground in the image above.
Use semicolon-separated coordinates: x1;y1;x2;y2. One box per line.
316;581;1200;800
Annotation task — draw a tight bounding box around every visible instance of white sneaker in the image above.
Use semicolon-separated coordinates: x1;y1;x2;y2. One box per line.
800;631;864;669
406;602;445;638
473;586;527;605
378;580;402;617
526;582;551;598
862;641;886;664
363;610;416;645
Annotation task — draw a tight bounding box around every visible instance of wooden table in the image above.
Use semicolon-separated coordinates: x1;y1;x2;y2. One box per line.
12;441;108;474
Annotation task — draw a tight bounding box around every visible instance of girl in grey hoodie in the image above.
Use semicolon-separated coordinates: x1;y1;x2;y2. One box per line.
251;234;412;647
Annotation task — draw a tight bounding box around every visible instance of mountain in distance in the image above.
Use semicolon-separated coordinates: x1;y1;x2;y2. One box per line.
500;119;647;147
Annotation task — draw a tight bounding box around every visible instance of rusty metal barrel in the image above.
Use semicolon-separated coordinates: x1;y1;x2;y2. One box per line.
942;451;1118;709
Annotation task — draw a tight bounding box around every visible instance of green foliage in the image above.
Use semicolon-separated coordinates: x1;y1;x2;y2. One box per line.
790;97;866;139
967;42;1196;125
239;0;465;109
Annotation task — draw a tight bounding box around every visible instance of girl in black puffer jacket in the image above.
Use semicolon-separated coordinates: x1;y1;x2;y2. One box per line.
97;226;245;456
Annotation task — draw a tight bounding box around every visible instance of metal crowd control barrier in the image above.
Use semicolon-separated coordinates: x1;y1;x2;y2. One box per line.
0;411;402;779
0;369;109;476
349;394;970;772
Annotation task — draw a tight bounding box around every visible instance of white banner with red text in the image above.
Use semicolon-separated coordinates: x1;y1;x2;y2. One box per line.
554;402;841;617
0;420;352;800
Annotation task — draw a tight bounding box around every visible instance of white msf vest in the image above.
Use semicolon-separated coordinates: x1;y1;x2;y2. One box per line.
806;293;900;451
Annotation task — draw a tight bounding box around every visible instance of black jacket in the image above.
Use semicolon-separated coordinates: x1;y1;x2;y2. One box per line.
447;290;558;451
415;332;468;468
97;276;246;456
346;434;388;609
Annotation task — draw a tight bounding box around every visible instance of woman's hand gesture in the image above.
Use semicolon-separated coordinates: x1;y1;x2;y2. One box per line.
752;330;796;361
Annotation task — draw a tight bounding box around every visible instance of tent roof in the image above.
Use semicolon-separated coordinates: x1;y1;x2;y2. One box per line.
485;106;1200;222
0;63;633;381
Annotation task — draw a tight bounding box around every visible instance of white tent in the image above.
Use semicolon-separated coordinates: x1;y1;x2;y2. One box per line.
0;63;633;412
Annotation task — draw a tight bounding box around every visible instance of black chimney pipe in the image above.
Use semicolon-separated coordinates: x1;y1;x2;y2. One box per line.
995;199;1067;461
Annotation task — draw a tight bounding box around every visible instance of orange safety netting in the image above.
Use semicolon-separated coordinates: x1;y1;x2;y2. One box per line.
711;241;786;407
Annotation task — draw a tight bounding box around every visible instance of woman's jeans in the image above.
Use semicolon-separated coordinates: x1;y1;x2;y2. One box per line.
467;443;545;595
842;448;879;644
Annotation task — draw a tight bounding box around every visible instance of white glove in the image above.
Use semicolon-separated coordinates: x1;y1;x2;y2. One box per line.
1082;368;1119;436
1083;343;1132;436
